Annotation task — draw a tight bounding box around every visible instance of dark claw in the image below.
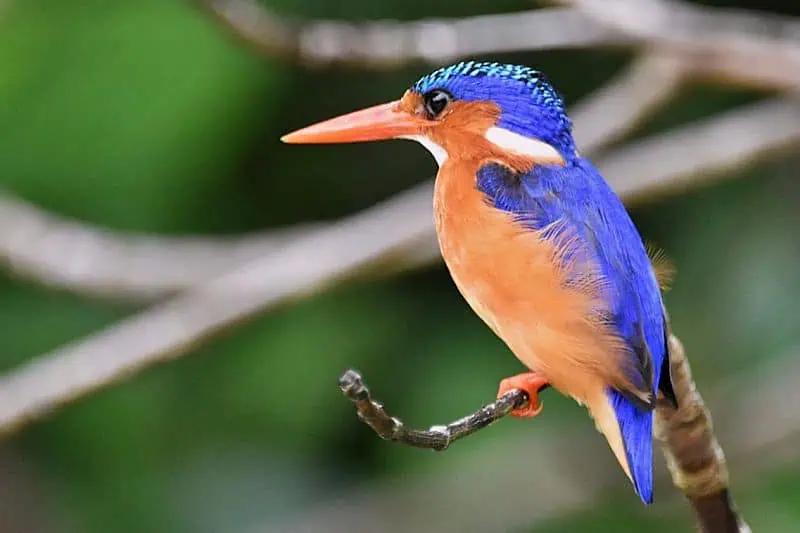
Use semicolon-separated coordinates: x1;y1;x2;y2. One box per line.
338;369;369;401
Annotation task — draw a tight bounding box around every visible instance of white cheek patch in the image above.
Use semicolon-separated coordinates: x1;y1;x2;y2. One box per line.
400;135;449;167
484;126;564;163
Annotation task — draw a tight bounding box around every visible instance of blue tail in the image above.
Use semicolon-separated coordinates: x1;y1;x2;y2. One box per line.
609;389;654;504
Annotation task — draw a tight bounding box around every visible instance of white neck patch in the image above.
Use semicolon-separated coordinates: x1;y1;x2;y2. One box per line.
484;126;564;163
400;135;448;167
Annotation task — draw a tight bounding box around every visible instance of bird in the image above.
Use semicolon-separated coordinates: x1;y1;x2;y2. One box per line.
281;60;677;505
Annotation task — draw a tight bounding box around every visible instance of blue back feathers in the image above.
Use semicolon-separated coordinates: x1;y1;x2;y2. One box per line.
477;159;667;505
410;61;577;159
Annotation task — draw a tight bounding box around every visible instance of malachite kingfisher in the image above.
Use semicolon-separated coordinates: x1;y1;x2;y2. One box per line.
281;61;677;504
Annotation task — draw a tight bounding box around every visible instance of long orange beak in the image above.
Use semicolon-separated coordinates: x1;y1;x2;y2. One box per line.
281;101;424;144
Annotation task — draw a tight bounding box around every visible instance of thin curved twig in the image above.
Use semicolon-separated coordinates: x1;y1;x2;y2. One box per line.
338;369;529;451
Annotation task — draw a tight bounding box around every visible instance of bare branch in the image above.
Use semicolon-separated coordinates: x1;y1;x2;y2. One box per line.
557;0;800;92
570;51;686;153
201;0;625;66
0;195;437;301
0;194;319;300
338;369;529;451
656;333;749;533
203;0;800;93
598;99;800;203
0;182;437;434
0;98;797;434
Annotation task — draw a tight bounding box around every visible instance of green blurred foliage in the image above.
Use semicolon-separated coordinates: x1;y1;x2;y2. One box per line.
0;0;798;532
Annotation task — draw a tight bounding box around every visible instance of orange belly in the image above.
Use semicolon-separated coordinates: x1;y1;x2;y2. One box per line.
433;162;631;405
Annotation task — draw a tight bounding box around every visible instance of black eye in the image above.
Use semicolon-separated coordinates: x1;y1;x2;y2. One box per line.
423;90;452;119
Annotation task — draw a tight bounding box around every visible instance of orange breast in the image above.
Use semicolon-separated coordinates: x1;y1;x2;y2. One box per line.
433;160;632;404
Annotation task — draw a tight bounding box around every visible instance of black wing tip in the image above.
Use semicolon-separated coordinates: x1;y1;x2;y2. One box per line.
619;388;656;412
625;320;681;411
658;350;679;409
620;320;656;412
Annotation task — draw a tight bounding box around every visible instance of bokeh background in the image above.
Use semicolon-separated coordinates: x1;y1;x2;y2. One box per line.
1;0;799;532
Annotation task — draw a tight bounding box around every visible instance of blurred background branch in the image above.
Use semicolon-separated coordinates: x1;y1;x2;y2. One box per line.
0;193;320;300
204;0;800;91
202;0;627;66
556;0;800;91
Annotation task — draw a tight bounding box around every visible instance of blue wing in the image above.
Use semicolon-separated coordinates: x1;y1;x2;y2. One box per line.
477;160;675;504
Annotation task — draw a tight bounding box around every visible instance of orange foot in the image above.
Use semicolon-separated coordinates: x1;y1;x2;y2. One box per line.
497;372;550;418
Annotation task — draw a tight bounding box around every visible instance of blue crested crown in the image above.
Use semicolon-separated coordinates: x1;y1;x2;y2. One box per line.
410;61;575;157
